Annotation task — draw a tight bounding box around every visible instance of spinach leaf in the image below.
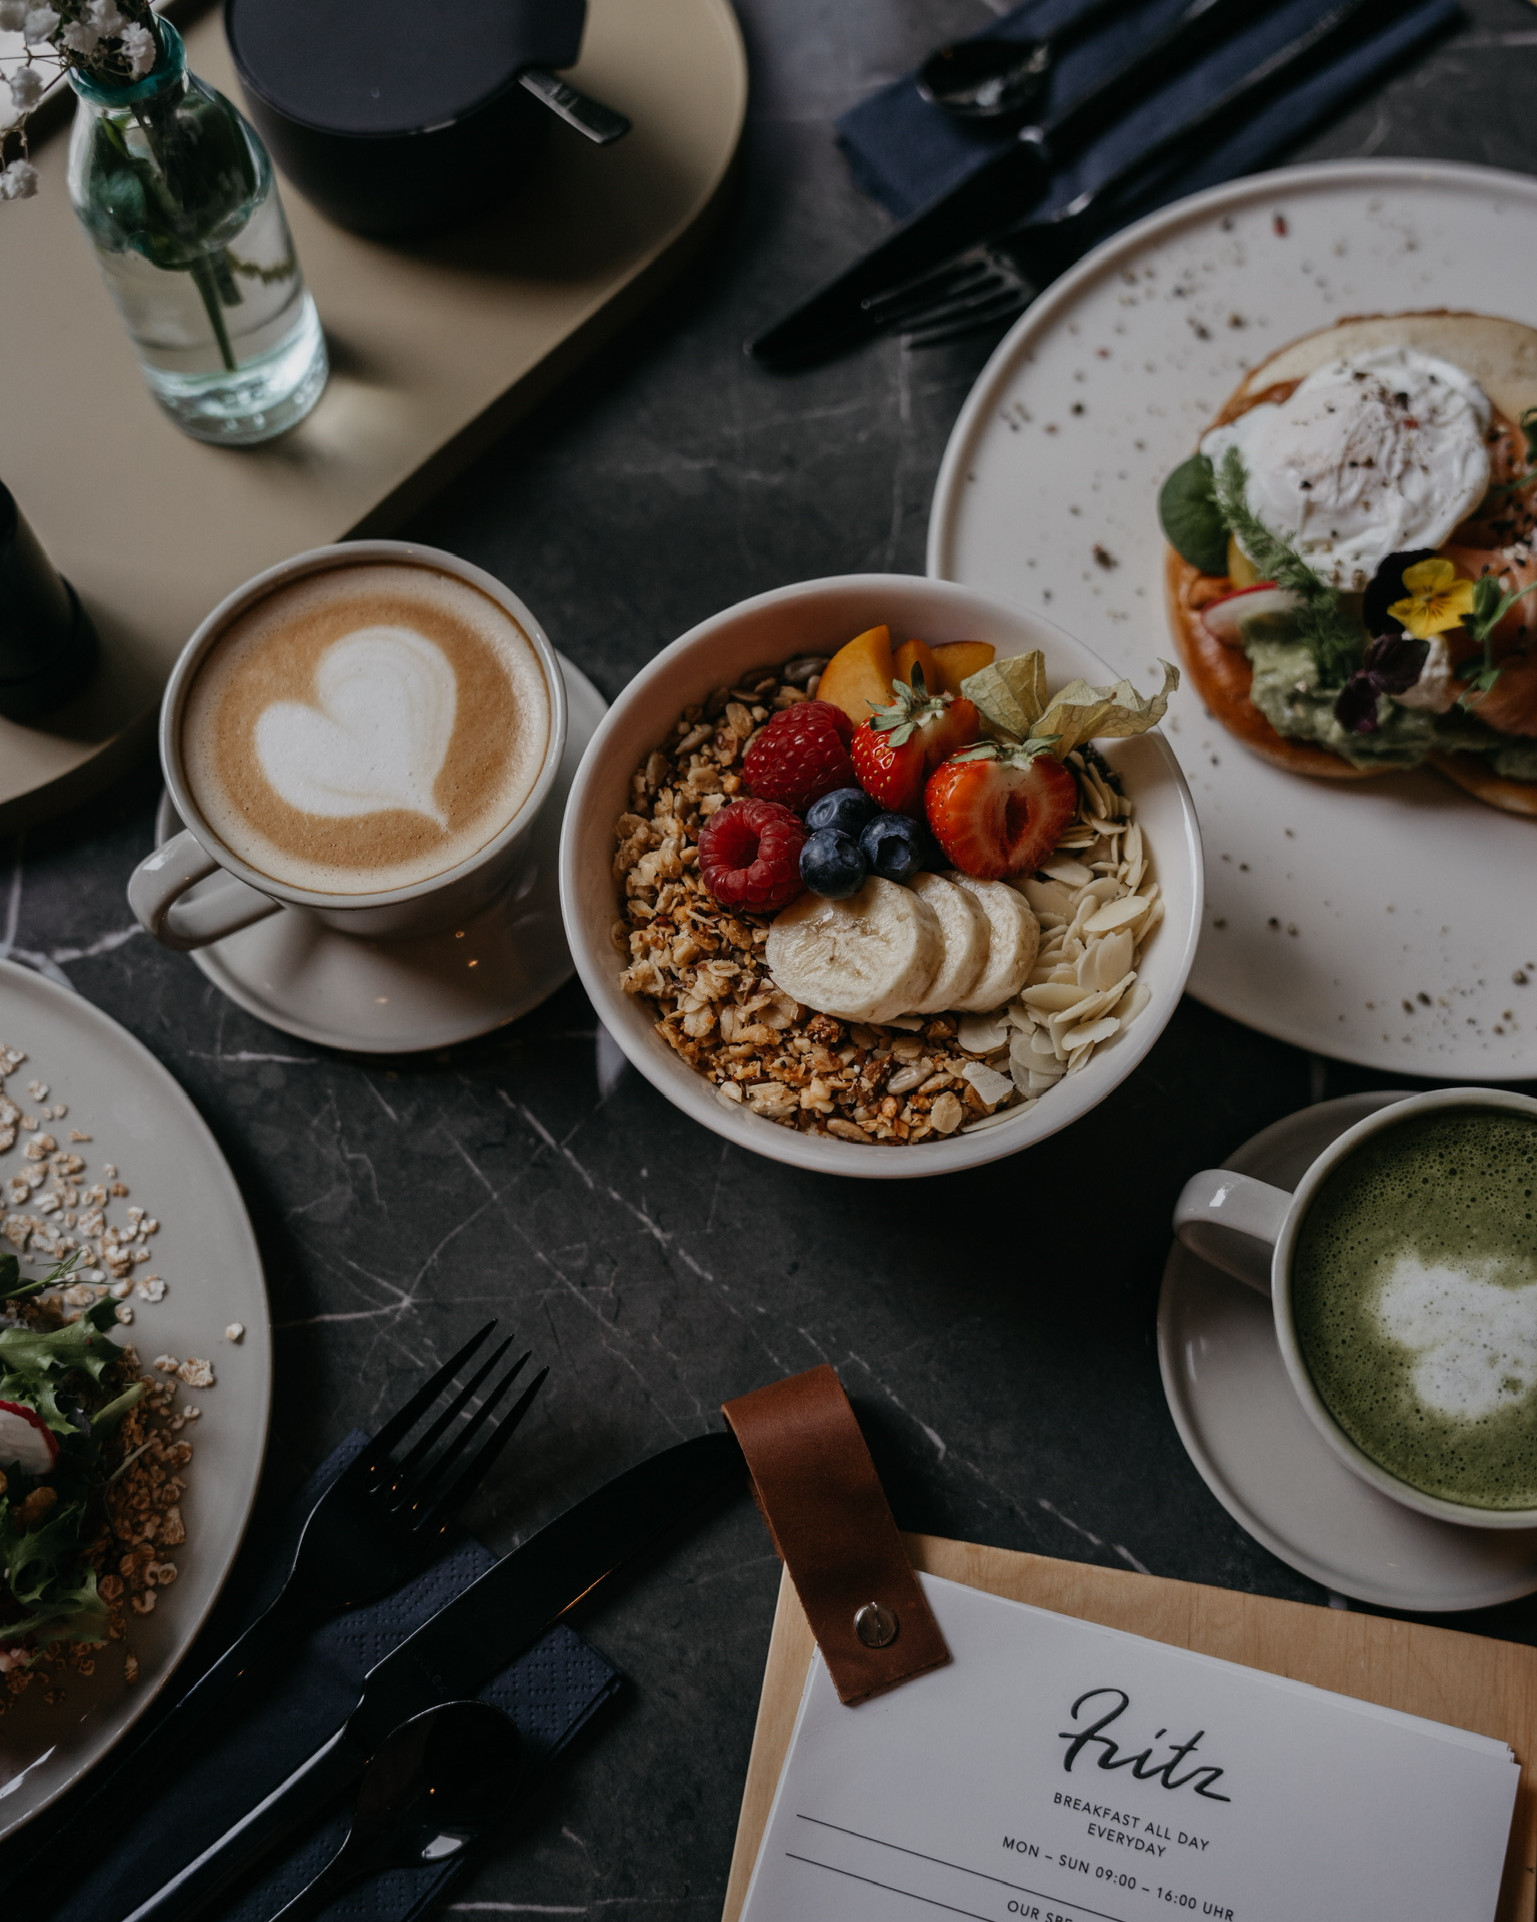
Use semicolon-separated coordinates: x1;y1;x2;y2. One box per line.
1158;453;1229;576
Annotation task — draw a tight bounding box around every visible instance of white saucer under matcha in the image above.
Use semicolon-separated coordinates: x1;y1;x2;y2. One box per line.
155;653;606;1053
1159;1092;1537;1612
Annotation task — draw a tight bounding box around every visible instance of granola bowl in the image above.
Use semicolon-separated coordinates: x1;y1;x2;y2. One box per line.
559;575;1201;1177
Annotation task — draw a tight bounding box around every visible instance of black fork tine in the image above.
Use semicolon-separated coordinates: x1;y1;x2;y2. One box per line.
411;1347;534;1499
905;286;1032;347
419;1365;550;1532
861;247;996;326
366;1320;496;1458
395;1335;517;1478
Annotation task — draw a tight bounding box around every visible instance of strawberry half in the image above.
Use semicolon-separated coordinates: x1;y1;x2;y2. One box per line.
850;671;981;815
925;741;1077;881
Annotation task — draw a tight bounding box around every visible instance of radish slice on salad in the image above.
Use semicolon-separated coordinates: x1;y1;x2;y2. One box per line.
1201;583;1301;646
0;1399;59;1476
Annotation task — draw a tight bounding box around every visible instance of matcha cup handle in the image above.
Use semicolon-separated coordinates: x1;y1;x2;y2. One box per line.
1173;1170;1291;1296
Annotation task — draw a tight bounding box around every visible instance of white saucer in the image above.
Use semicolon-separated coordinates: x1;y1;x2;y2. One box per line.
154;653;607;1054
1158;1092;1537;1613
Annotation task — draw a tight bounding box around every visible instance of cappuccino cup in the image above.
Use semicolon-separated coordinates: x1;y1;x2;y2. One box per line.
128;541;567;951
1175;1088;1537;1530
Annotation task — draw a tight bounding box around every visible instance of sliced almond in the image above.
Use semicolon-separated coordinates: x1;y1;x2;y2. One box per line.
1083;893;1153;936
1043;858;1093;886
1060;1013;1120;1052
1020;982;1091;1013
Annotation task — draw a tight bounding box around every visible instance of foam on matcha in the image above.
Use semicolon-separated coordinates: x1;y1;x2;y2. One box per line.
1293;1108;1537;1510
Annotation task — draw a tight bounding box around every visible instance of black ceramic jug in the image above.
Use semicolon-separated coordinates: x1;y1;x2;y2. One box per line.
226;0;587;238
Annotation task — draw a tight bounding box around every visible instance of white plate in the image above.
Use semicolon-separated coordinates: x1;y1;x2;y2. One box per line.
0;958;270;1837
156;653;607;1054
1158;1090;1537;1612
930;159;1537;1079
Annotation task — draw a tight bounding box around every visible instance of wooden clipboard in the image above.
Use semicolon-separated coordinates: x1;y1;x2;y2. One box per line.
723;1534;1537;1922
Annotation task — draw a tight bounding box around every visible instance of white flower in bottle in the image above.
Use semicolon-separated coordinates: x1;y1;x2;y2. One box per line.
0;157;39;199
8;63;45;110
84;0;127;30
58;18;100;53
119;19;153;74
0;0;27;29
21;6;59;44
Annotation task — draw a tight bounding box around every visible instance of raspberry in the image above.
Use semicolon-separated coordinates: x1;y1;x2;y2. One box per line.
742;699;856;809
697;799;807;912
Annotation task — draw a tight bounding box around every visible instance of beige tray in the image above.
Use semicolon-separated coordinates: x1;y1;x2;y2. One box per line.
723;1534;1537;1922
0;0;746;828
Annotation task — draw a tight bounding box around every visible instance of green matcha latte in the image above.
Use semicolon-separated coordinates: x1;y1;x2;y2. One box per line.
1293;1108;1537;1511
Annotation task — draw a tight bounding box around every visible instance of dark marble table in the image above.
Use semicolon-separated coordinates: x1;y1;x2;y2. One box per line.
8;0;1537;1914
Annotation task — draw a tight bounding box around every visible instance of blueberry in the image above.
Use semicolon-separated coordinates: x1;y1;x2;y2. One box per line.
805;785;878;837
859;812;926;885
800;829;868;899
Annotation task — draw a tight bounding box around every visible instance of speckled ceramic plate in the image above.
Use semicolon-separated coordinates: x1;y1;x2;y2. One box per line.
1158;1091;1537;1612
930;159;1537;1080
0;958;270;1837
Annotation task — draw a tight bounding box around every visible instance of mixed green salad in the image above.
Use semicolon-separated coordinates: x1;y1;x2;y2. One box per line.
0;1254;144;1659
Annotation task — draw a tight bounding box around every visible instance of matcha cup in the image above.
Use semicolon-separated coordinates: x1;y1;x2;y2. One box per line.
1174;1087;1537;1531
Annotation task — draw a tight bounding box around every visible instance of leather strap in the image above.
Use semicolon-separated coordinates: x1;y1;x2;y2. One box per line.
723;1364;950;1705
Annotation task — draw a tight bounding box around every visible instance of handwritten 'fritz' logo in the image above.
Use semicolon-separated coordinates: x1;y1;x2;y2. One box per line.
1058;1688;1232;1802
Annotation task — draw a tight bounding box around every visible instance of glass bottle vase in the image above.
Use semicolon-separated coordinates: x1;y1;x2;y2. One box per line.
67;22;327;446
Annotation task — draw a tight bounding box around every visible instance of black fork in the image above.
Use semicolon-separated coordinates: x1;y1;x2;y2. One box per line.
862;0;1401;349
9;1324;545;1891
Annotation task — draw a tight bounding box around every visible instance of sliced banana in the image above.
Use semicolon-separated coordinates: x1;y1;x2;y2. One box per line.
909;873;989;1014
767;878;942;1024
948;872;1040;1012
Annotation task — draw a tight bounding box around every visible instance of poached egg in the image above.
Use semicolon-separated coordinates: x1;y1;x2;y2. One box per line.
1201;344;1492;592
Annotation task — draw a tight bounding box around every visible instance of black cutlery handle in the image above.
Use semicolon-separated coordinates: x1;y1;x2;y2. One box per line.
1043;0;1282;159
1048;0;1392;245
121;1729;365;1922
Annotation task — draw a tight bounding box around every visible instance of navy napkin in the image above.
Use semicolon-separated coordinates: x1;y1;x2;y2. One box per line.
837;0;1459;229
25;1433;622;1922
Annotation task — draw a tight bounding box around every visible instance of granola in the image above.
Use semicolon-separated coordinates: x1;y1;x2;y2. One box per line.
613;661;1162;1146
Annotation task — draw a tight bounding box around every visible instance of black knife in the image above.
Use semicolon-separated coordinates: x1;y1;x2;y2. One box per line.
122;1431;745;1922
749;0;1284;371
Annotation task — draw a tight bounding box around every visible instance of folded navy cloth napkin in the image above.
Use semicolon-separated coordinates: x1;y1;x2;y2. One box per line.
22;1433;621;1922
837;0;1459;229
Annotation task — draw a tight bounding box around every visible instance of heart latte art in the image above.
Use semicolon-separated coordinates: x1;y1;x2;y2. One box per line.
183;563;550;895
254;627;458;827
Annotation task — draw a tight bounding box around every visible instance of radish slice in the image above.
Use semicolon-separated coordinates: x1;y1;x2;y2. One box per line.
1201;583;1301;646
0;1400;59;1476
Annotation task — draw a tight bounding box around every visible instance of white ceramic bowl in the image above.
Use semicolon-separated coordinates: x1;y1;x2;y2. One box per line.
559;574;1202;1178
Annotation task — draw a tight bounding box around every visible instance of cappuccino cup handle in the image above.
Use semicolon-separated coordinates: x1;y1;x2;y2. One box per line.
128;829;282;953
1172;1170;1292;1296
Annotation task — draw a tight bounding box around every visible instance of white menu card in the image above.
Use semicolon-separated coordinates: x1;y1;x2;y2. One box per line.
740;1574;1519;1922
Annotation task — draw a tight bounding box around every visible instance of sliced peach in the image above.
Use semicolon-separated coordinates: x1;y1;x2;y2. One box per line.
818;623;894;726
893;638;942;697
930;640;995;697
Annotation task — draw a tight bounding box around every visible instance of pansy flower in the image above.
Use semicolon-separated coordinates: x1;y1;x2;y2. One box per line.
1387;557;1476;641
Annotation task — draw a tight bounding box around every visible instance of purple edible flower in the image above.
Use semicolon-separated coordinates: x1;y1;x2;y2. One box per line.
1332;635;1429;735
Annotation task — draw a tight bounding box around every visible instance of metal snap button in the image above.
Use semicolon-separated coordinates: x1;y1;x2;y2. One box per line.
854;1601;898;1648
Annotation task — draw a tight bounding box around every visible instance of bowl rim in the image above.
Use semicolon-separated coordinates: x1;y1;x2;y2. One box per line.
557;572;1203;1178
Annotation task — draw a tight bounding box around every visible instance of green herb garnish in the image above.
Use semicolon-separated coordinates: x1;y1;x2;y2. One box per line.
1458;570;1537;708
1212;448;1364;688
1158;453;1230;575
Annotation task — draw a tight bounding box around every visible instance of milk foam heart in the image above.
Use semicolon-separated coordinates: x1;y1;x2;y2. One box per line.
254;626;456;825
1375;1256;1537;1421
181;560;551;896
